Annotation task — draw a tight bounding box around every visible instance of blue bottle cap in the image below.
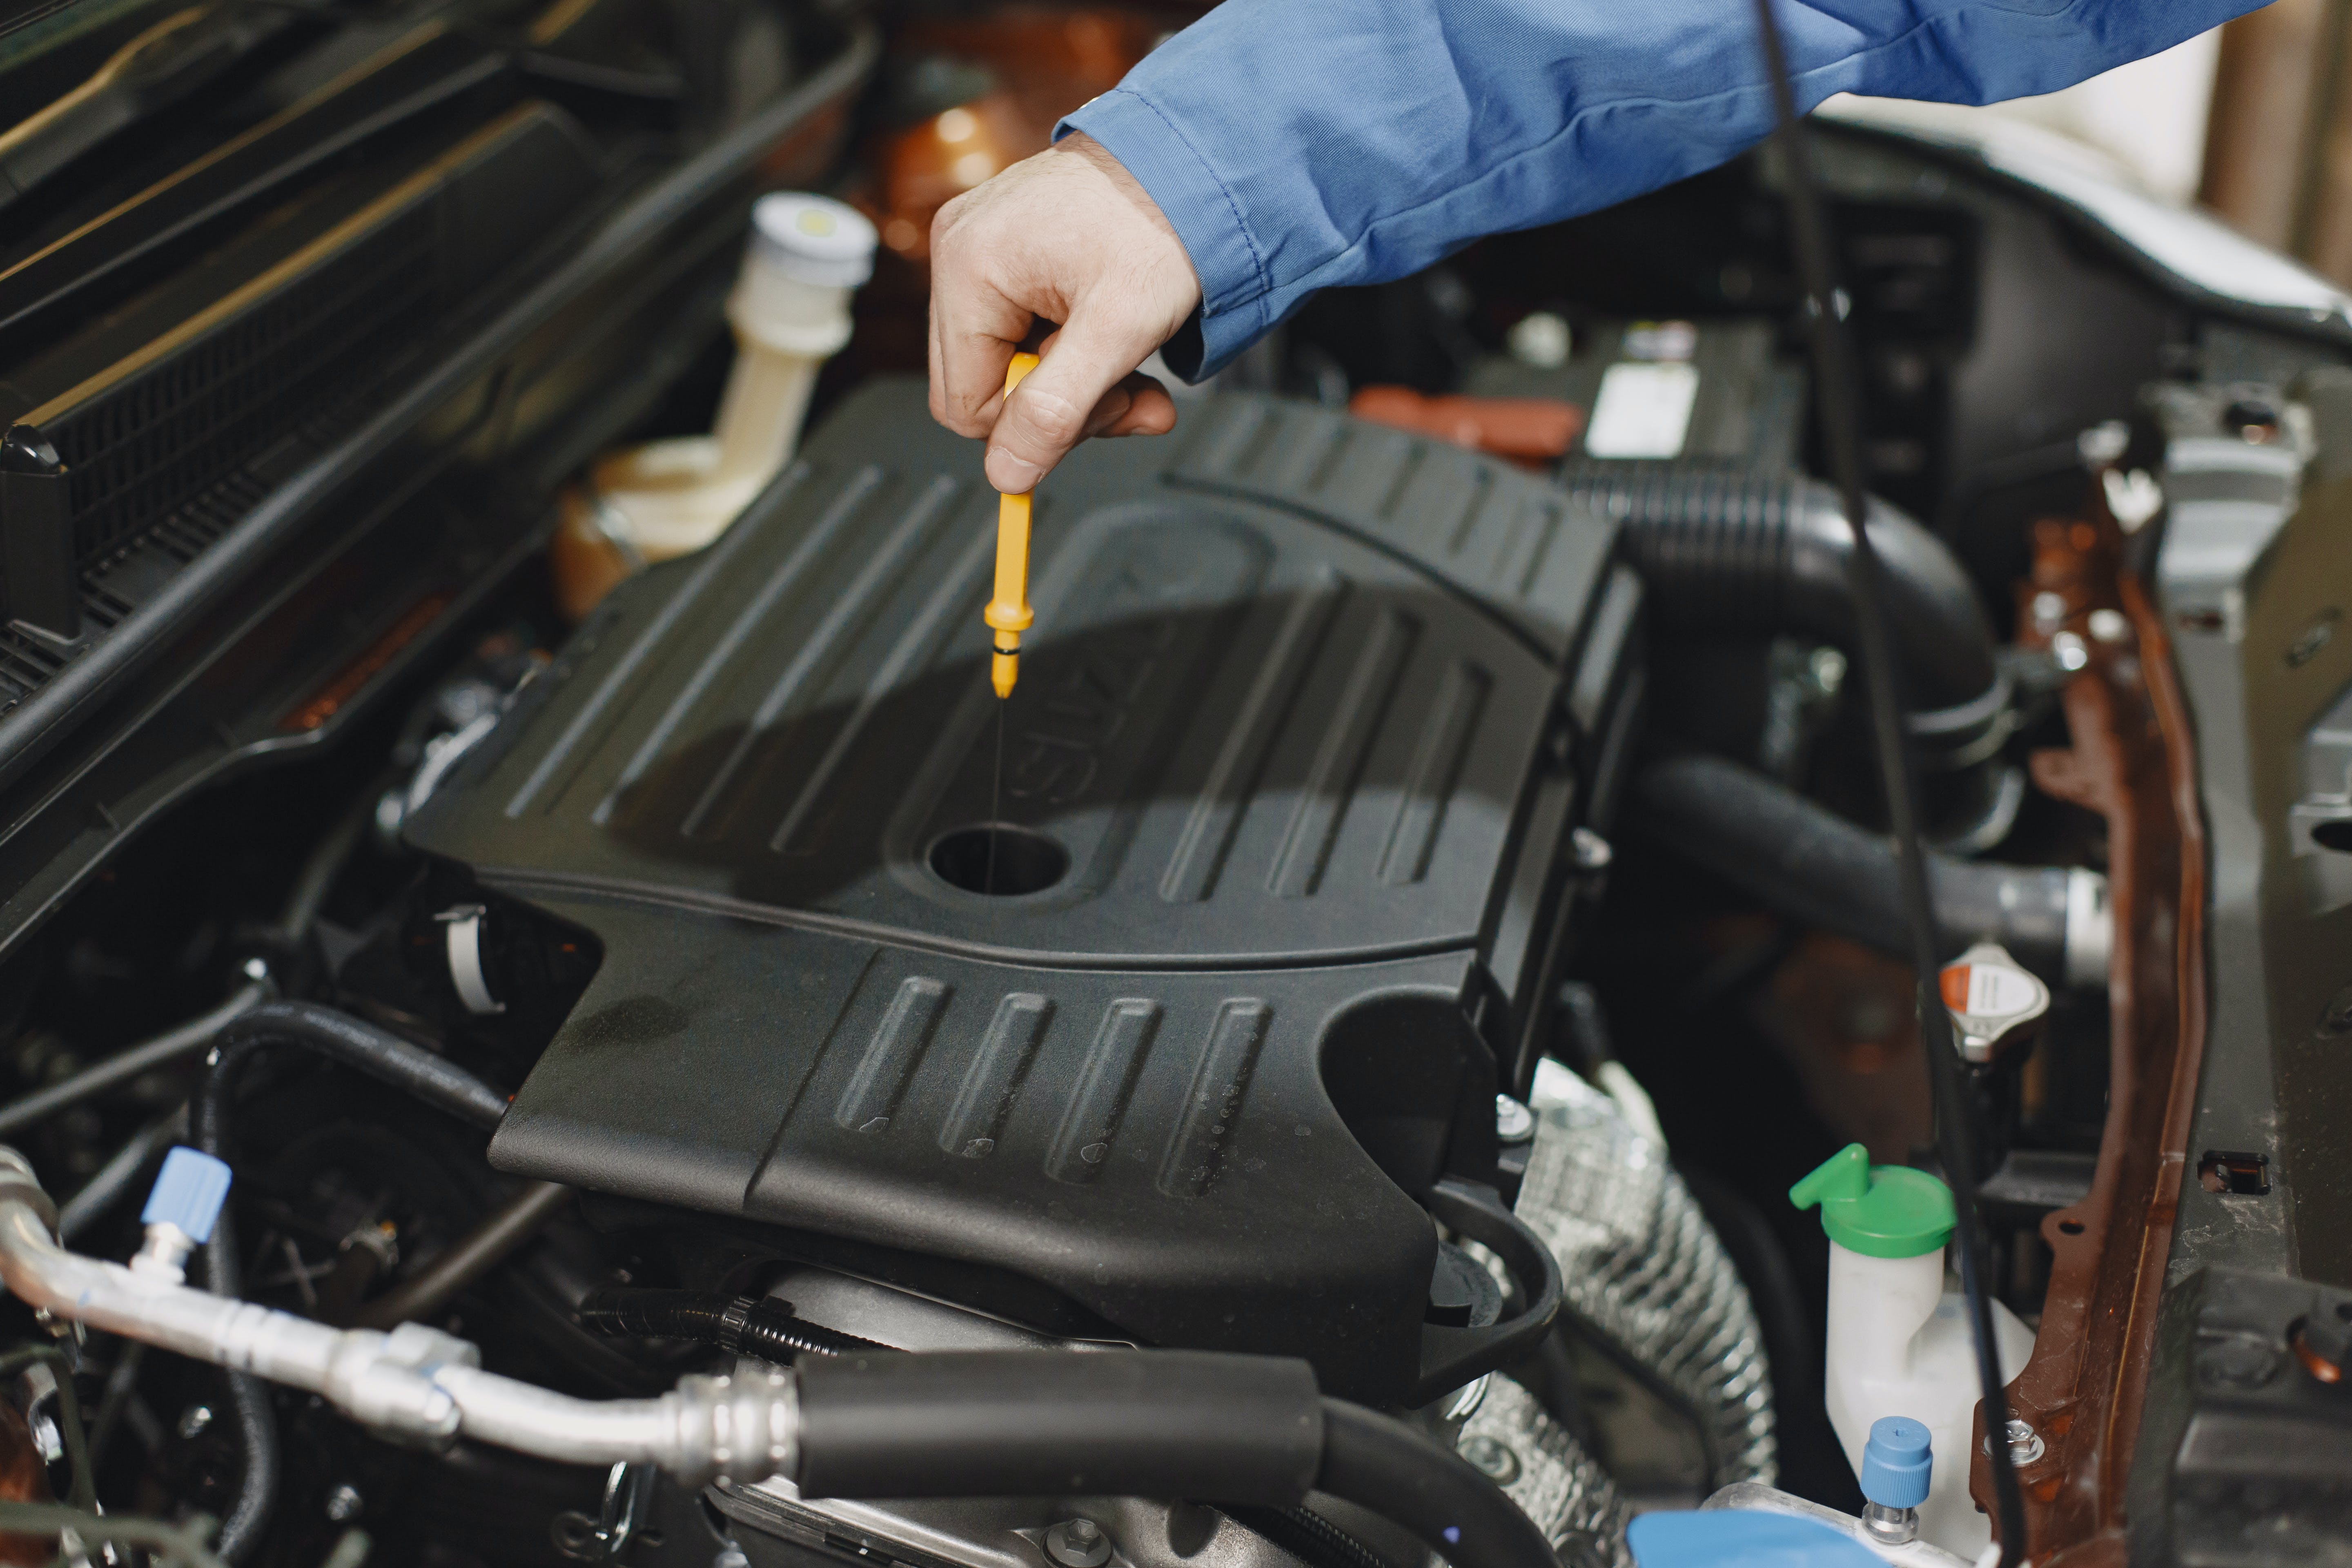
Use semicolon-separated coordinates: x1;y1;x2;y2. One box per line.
1860;1415;1933;1508
141;1147;232;1245
1628;1510;1882;1568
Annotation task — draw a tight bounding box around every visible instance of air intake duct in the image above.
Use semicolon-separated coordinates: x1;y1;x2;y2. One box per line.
1562;465;2007;773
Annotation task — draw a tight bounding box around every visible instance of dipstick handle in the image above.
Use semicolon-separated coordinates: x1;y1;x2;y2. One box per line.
984;352;1041;698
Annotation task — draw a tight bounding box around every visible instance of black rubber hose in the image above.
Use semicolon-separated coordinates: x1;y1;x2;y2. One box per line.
192;1185;278;1562
795;1350;1323;1506
1564;463;2003;723
191;1002;508;1561
584;1301;1396;1568
1629;753;2075;974
195;1001;510;1145
792;1352;1550;1568
1315;1399;1555;1568
576;1290;893;1360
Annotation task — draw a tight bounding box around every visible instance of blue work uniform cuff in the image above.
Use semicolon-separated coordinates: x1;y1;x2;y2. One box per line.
1058;88;1270;383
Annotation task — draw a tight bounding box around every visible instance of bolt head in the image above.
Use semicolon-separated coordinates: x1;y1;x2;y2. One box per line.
325;1483;364;1523
2197;1337;2281;1390
176;1405;213;1441
1459;1433;1520;1486
1495;1095;1535;1145
1981;1417;2045;1466
1045;1518;1112;1568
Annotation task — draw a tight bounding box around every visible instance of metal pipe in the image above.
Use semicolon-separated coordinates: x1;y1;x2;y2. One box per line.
0;984;267;1139
352;1181;572;1329
0;1149;793;1483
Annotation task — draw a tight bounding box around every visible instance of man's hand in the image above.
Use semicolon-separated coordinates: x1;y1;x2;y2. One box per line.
929;132;1203;493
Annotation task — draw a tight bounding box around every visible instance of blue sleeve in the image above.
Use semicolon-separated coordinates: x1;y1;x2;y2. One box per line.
1059;0;2259;380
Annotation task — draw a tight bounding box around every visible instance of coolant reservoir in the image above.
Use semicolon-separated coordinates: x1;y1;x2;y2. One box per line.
552;192;877;619
1791;1145;2035;1559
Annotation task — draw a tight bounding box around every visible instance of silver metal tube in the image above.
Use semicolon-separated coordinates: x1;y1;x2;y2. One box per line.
429;1364;689;1465
0;1153;795;1484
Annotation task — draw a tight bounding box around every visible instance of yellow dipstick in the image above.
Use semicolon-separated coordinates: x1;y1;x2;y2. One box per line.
985;352;1042;699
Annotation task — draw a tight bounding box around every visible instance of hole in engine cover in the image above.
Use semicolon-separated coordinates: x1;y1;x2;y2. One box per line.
928;824;1070;895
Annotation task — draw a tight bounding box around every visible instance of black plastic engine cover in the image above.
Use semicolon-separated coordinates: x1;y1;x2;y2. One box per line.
408;378;1621;1402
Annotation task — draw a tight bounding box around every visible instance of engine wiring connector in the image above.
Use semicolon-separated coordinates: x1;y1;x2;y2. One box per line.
132;1146;232;1283
985;352;1042;699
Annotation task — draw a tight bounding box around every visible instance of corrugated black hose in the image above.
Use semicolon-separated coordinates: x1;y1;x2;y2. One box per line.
576;1289;893;1360
1563;463;2007;744
1225;1503;1394;1568
193;1001;511;1563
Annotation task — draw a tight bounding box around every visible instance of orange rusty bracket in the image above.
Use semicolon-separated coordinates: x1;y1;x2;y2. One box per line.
1966;496;2210;1564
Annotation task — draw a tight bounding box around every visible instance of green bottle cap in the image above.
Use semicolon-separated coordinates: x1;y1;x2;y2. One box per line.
1788;1144;1955;1259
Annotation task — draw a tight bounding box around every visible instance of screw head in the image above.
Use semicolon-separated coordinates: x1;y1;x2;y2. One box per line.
1045;1519;1112;1568
2087;608;2132;645
176;1405;213;1441
325;1483;364;1523
1980;1417;2045;1466
1459;1433;1520;1486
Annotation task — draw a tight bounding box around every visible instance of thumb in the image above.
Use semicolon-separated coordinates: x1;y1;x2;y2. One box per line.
984;307;1160;492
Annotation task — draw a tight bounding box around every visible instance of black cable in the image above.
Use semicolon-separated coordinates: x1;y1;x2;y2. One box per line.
190;1003;508;1562
1742;6;2027;1560
1314;1399;1553;1568
577;1290;894;1361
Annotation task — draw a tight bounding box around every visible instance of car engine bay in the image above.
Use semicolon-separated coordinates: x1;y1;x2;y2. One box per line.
1;2;2350;1566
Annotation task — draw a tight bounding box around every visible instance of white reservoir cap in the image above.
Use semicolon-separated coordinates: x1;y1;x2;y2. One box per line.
750;193;879;288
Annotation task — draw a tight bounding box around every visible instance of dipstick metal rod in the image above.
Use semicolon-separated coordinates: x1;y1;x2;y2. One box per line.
985;352;1041;699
